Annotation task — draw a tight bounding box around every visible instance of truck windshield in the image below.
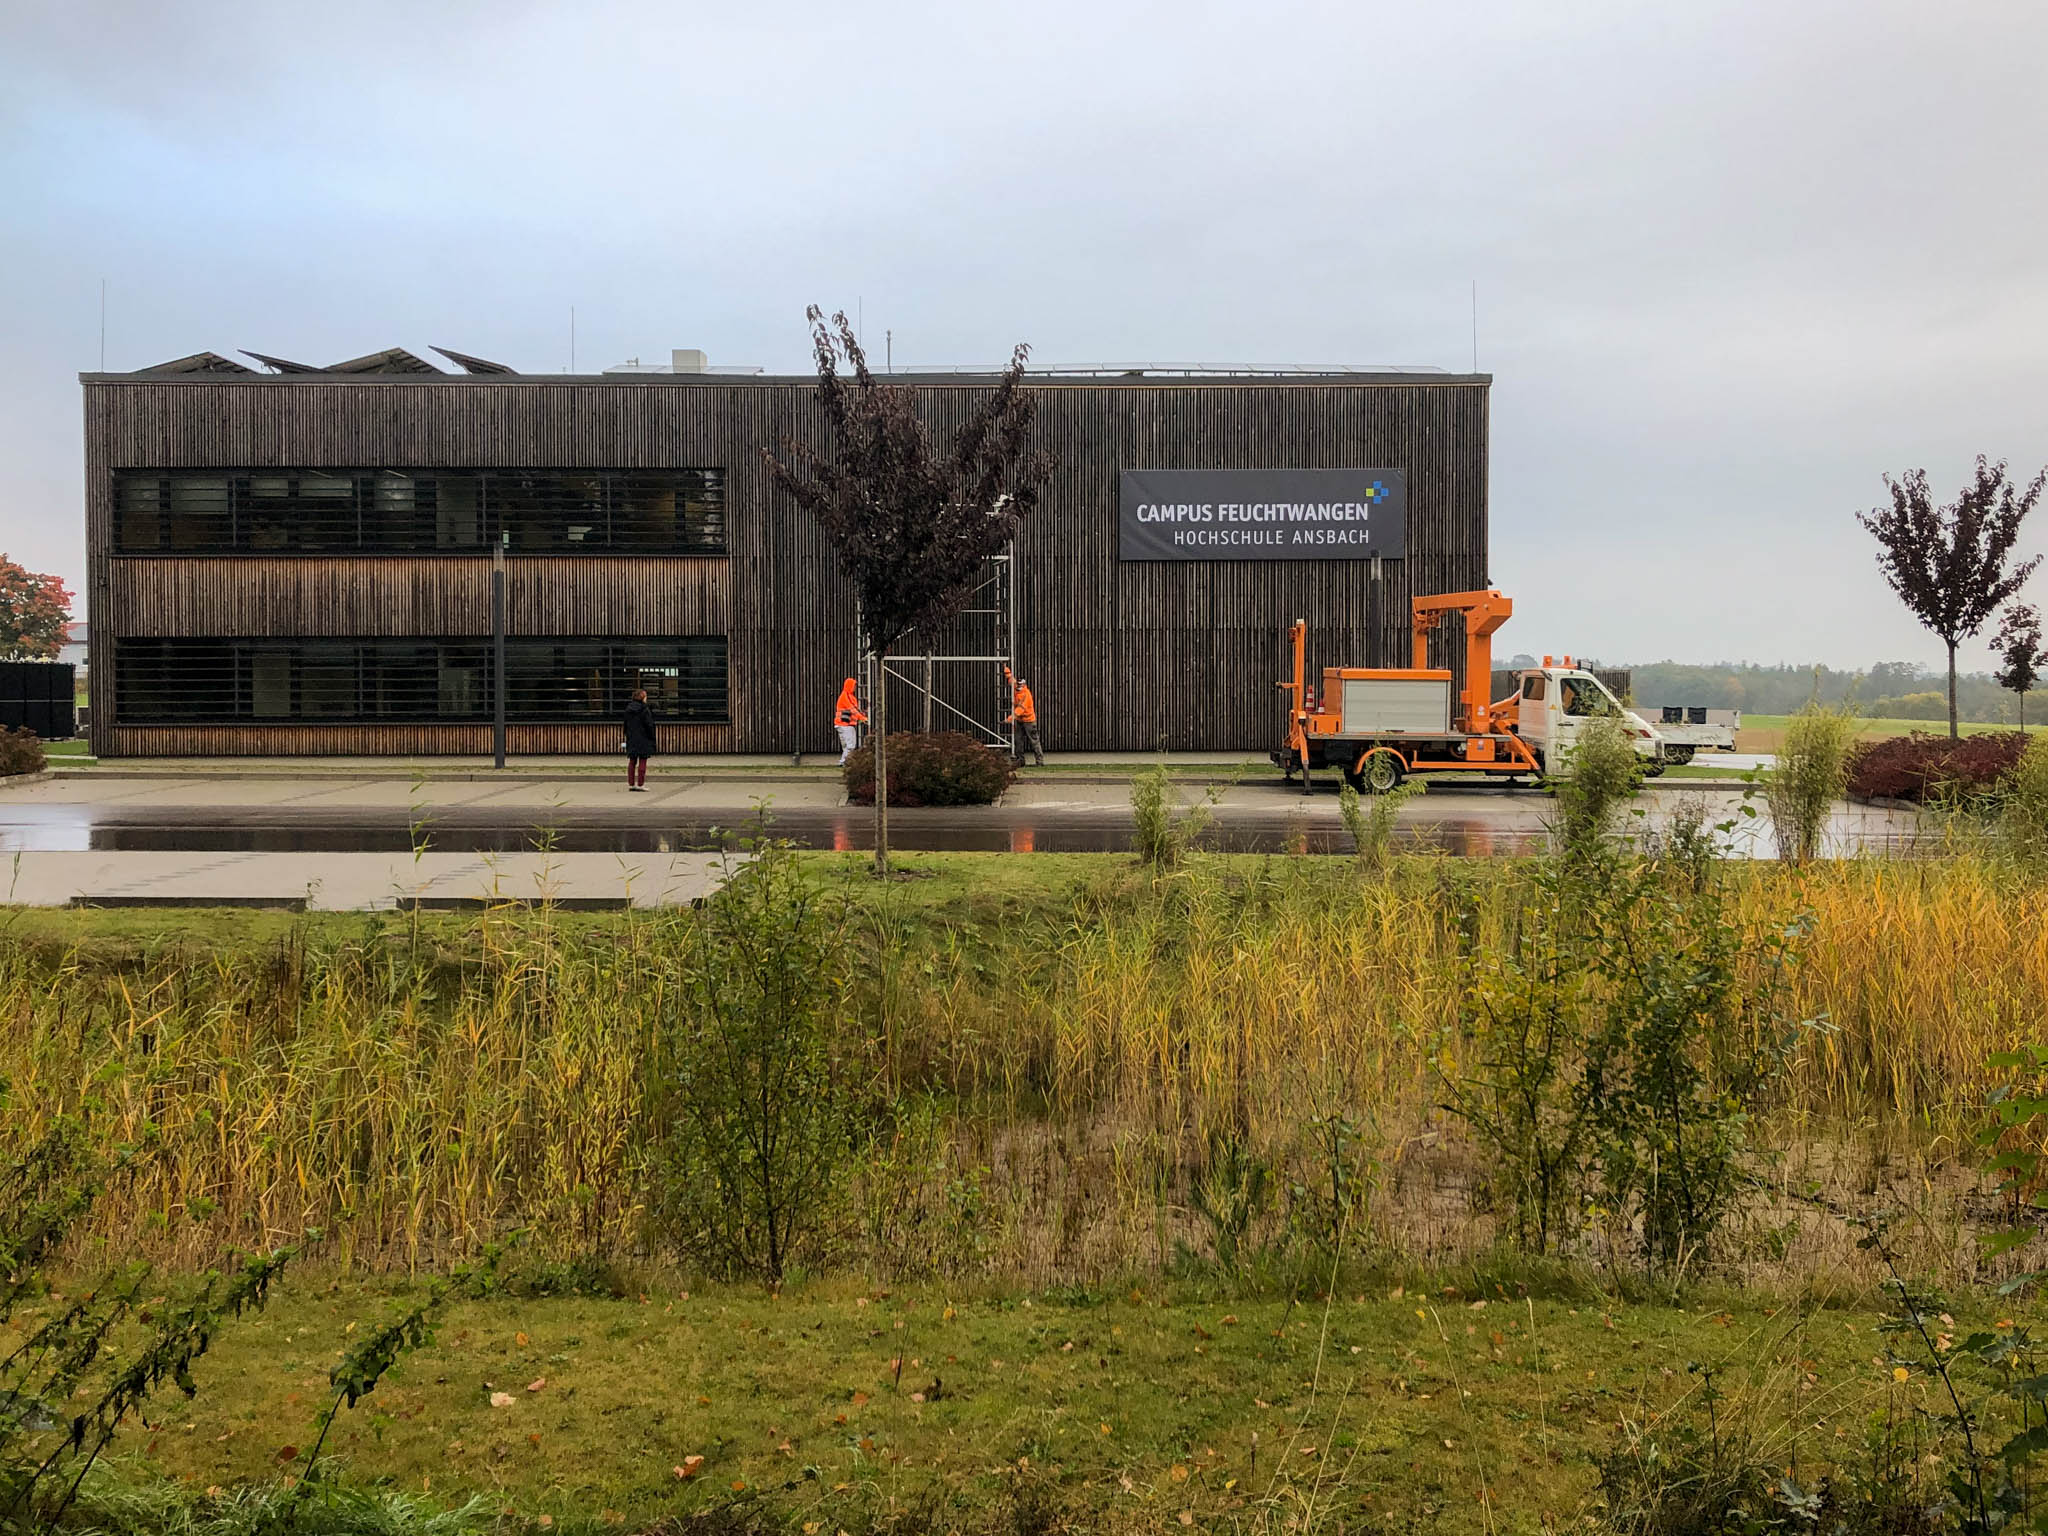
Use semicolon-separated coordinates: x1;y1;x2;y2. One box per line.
1559;675;1618;717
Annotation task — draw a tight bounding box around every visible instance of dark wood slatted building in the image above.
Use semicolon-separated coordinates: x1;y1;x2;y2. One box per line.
82;353;1490;757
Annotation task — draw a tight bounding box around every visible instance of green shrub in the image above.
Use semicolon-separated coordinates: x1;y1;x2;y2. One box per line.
649;843;851;1284
843;731;1015;807
1186;1130;1272;1271
1338;777;1427;869
1765;705;1856;862
1130;762;1218;869
0;1098;296;1529
1995;734;2048;868
1438;838;1801;1267
1552;714;1643;853
0;728;44;777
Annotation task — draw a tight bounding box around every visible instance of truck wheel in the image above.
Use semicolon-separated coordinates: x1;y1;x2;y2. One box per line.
1665;745;1696;766
1361;752;1404;794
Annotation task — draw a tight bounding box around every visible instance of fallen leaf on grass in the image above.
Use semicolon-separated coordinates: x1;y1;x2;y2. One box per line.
673;1456;704;1480
526;1378;547;1393
1178;1512;1194;1526
489;1393;515;1409
515;1332;529;1346
1169;1465;1189;1483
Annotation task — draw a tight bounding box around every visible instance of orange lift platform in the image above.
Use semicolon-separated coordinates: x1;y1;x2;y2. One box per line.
1274;588;1542;793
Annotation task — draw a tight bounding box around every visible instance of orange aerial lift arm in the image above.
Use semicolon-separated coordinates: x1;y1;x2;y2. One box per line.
1411;588;1514;734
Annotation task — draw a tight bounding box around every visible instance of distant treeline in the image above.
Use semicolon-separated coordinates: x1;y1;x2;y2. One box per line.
1502;657;2034;723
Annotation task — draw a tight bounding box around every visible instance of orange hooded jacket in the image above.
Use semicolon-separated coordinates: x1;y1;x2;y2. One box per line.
834;679;867;728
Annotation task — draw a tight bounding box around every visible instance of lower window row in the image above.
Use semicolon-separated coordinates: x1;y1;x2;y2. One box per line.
114;637;728;724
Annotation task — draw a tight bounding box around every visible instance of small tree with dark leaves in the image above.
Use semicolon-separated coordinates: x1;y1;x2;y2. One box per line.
1993;603;2043;730
1857;458;2044;739
765;307;1053;874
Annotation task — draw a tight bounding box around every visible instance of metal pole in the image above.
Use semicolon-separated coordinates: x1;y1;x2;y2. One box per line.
492;543;507;769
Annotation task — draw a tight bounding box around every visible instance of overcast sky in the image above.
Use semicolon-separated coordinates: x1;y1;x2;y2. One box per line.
3;0;2043;670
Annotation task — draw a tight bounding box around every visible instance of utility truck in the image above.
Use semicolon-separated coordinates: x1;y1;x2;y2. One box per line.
1643;707;1741;762
1273;589;1681;791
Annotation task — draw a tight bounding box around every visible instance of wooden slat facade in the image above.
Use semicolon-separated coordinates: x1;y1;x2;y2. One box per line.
83;372;1488;757
107;557;727;636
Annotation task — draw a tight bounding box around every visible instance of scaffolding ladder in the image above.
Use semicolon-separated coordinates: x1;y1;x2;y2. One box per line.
856;548;1015;749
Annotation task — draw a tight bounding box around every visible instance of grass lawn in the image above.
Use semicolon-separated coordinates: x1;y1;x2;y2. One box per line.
0;853;1129;960
80;1271;1949;1534
1652;762;1750;779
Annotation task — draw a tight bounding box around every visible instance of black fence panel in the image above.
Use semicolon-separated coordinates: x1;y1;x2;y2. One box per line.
0;661;77;738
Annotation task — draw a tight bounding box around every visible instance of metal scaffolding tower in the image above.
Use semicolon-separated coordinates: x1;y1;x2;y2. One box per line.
857;549;1015;749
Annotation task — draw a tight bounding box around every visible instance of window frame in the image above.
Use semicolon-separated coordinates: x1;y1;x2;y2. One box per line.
111;635;731;726
108;468;729;557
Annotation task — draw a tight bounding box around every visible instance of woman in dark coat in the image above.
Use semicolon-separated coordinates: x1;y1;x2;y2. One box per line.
622;688;657;791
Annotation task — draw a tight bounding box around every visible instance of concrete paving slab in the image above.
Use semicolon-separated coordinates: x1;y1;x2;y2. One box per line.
0;850;737;910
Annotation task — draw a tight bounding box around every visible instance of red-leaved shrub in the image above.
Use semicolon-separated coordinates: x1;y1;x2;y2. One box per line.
1846;730;2032;803
0;727;45;777
844;731;1017;807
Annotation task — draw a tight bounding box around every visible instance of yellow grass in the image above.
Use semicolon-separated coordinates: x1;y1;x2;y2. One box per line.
3;854;2045;1274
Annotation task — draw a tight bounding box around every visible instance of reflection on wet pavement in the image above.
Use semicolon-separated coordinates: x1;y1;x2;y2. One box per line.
0;784;1925;860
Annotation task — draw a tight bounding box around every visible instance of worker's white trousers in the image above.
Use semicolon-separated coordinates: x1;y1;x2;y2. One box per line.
837;724;859;764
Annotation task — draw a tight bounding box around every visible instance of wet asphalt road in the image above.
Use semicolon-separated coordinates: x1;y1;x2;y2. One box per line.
0;773;1921;859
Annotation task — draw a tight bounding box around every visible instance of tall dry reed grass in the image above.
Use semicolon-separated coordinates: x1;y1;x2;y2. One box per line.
3;853;2044;1274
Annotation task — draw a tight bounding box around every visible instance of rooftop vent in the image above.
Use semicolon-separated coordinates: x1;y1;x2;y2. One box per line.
601;349;761;377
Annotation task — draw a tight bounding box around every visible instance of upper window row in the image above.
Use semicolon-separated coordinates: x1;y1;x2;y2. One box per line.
112;469;727;555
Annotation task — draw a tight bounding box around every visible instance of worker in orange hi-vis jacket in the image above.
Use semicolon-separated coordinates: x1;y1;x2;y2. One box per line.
833;677;868;765
1002;665;1044;767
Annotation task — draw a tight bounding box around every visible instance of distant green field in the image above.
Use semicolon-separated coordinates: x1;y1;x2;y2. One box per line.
1738;713;2043;750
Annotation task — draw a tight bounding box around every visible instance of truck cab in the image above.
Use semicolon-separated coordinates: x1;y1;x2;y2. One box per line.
1507;663;1668;774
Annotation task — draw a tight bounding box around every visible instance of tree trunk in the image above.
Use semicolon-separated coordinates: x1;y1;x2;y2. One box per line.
873;660;889;878
1946;641;1960;741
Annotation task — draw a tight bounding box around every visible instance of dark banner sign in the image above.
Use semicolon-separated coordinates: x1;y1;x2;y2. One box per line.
1118;468;1406;562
